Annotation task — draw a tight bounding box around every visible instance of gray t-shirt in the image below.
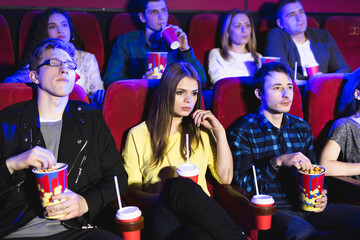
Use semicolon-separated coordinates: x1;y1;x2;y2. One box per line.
328;117;360;181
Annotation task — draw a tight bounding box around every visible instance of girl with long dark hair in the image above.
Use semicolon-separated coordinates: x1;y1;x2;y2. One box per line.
123;62;246;240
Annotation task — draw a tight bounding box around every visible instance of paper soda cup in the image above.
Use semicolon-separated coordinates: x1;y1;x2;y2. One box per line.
146;52;168;79
298;165;326;211
305;65;319;78
32;163;68;219
161;26;180;50
260;57;281;67
251;194;275;230
176;163;200;183
115;206;142;240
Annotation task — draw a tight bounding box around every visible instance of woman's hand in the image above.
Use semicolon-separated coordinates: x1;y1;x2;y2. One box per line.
192;109;224;133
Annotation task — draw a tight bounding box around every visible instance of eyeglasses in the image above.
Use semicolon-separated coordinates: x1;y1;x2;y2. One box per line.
36;59;77;71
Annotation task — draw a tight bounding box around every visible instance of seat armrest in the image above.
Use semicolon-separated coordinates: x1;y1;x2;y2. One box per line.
325;176;360;205
213;182;276;238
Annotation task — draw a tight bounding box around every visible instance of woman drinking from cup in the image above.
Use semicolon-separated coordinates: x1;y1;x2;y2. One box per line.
122;62;246;240
208;9;261;85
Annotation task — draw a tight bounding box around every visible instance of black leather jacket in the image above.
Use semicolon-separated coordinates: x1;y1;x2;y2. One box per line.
0;99;128;236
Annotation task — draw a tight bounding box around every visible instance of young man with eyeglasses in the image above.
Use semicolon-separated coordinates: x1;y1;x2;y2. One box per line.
0;38;128;239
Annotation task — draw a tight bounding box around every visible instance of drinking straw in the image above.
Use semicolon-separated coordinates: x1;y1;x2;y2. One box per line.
252;165;260;196
114;176;122;209
294;61;298;81
186;134;189;165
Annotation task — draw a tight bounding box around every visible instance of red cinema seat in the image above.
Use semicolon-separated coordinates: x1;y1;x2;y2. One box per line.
188;14;221;67
211;77;303;130
303;73;345;153
0;14;15;82
0;83;89;111
108;13;179;45
323;16;360;71
19;11;105;73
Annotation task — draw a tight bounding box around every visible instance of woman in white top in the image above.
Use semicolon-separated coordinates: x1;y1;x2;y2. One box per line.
208;9;261;85
4;8;104;105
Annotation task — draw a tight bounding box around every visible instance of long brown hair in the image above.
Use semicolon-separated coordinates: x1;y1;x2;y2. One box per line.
220;9;259;64
20;8;84;67
146;62;203;167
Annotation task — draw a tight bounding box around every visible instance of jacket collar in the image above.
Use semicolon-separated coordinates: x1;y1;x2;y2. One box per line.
19;98;83;132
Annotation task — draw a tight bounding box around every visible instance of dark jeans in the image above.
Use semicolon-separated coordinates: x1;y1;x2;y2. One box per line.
148;178;247;240
5;228;123;240
260;203;360;240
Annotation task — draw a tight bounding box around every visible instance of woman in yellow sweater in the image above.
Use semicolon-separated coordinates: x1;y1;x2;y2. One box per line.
122;62;246;240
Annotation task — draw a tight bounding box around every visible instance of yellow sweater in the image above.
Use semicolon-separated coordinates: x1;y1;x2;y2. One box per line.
122;122;220;196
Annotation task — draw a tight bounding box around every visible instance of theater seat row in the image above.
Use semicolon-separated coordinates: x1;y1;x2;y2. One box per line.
0;72;358;239
0;12;359;81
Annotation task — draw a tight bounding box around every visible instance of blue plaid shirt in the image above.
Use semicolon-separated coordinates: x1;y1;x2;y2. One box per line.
228;109;316;209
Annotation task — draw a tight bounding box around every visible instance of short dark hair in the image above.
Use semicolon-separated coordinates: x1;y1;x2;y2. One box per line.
253;62;291;93
276;0;302;18
29;38;76;71
130;0;163;14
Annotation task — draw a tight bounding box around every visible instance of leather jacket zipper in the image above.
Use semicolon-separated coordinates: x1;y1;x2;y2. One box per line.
61;221;97;230
0;180;24;196
67;140;88;176
75;155;87;184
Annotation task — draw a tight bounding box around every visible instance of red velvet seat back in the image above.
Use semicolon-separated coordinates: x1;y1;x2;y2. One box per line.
108;13;180;45
0;14;14;67
103;79;155;151
0;83;89;111
188;14;221;66
304;73;345;152
0;14;15;82
211;77;303;130
323;16;360;71
19;11;105;73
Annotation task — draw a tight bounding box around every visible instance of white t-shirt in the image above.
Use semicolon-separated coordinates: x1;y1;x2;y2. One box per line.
208;48;261;85
293;39;318;77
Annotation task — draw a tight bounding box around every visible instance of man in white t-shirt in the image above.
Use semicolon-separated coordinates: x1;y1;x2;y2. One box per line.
265;0;351;86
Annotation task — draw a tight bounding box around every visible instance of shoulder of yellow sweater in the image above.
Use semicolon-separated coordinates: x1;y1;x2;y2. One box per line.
128;121;149;136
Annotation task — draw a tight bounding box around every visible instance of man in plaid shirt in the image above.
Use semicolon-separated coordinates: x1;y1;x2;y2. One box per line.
228;62;360;239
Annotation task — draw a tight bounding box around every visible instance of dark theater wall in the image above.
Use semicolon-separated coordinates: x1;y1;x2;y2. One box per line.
0;0;359;13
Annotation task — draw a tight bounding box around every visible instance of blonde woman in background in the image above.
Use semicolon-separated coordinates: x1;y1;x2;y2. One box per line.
208;9;261;85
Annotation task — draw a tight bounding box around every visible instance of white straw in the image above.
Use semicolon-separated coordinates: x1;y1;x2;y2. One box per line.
294;61;298;81
252;165;260;196
114;176;122;209
186;134;189;165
